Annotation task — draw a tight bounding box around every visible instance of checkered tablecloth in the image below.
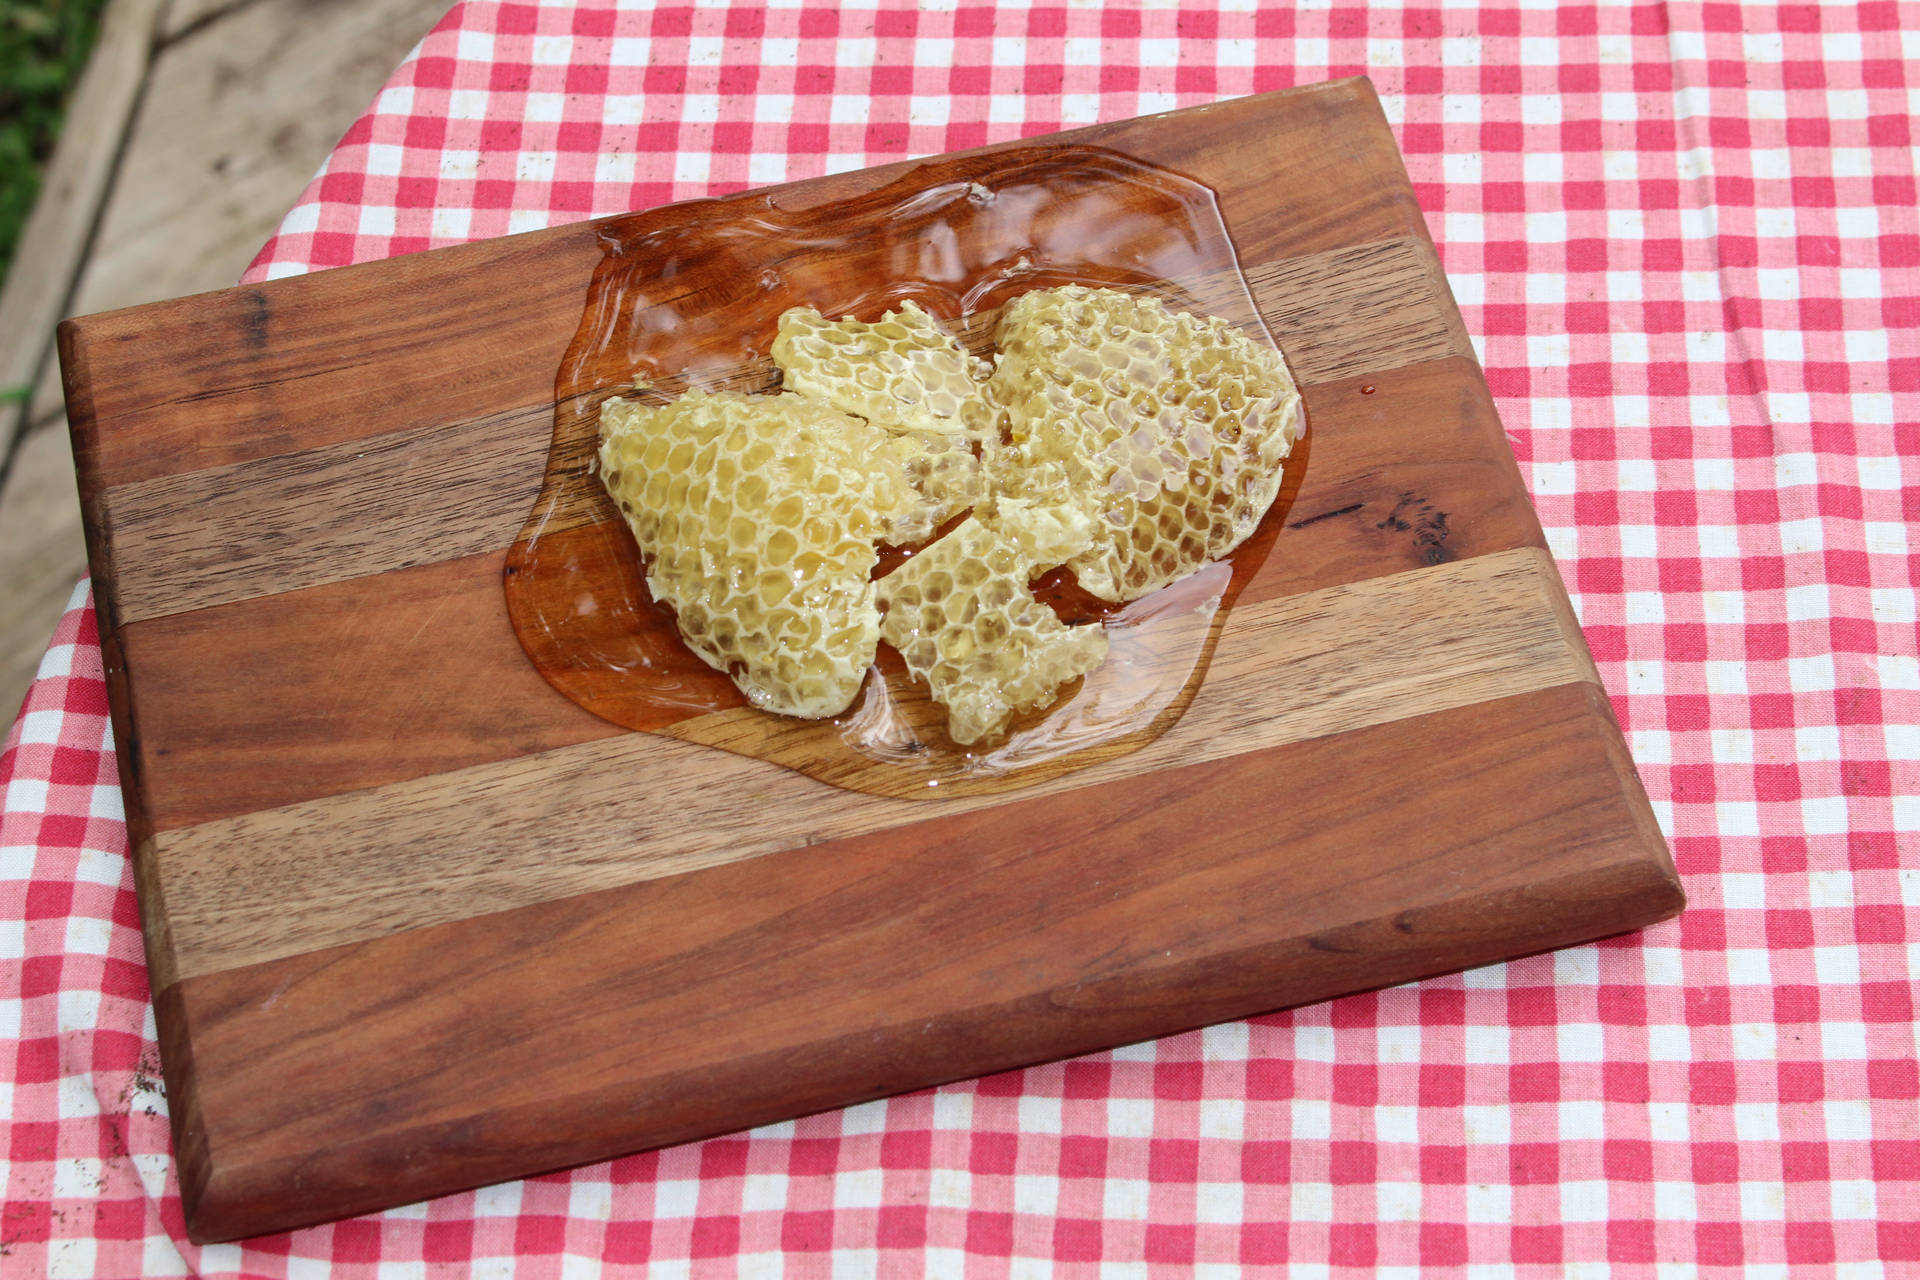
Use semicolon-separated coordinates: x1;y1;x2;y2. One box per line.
6;0;1917;1273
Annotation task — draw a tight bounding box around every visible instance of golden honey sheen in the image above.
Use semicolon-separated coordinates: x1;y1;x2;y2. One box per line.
987;285;1304;602
596;390;920;718
596;286;1301;740
878;510;1110;745
772;300;994;435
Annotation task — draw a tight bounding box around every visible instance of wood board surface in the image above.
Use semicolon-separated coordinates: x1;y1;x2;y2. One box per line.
58;78;1682;1242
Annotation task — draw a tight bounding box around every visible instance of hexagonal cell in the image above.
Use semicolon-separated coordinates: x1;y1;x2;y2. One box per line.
593;282;1297;748
772;300;992;435
878;515;1108;746
597;389;920;718
987;285;1303;603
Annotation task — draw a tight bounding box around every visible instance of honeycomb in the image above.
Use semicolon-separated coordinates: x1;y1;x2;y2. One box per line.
982;493;1097;568
881;429;986;544
988;285;1303;602
597;389;924;718
772;301;991;435
878;513;1109;745
597;285;1300;744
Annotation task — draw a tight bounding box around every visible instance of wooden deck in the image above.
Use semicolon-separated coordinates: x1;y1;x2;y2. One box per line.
0;0;450;720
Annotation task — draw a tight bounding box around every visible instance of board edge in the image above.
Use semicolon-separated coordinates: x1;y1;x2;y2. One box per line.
58;317;160;885
173;821;1682;1244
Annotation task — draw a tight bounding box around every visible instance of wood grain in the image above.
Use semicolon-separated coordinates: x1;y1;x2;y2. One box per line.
0;0;163;451
1246;236;1469;384
119;357;1541;832
146;546;1595;985
106;403;551;624
163;680;1682;1241
53;79;1681;1243
62;226;590;490
117;548;626;837
61;79;1420;494
96;233;1464;626
22;0;455;430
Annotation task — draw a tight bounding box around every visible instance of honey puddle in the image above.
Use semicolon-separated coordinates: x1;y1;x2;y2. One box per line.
505;145;1306;800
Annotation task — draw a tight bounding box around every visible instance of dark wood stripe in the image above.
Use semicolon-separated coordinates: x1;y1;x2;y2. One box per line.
108;403;551;624
160;682;1683;1241
144;547;1597;981
121;549;626;834
120;357;1544;833
65;225;600;490
97;233;1466;625
64;79;1418;497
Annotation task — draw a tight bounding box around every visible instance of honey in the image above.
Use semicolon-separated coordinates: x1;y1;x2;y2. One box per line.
505;144;1306;797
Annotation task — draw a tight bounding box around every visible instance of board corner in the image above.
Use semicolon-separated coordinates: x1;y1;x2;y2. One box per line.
152;980;221;1241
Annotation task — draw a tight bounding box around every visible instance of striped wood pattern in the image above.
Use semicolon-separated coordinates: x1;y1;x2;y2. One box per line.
58;79;1682;1241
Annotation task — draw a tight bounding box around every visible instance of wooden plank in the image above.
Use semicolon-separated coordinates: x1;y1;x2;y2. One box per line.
53;80;1681;1242
144;546;1596;986
62;229;600;490
98;238;1466;624
162;680;1682;1241
0;425;89;720
61;79;1423;492
0;0;164;448
107;403;550;624
116;356;1544;831
162;0;261;40
1244;236;1467;384
26;0;453;428
115;549;624;834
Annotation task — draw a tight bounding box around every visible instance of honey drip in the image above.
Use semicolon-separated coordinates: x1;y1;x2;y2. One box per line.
505;145;1308;800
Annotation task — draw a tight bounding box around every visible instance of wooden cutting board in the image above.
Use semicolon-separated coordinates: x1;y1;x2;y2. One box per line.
59;78;1681;1243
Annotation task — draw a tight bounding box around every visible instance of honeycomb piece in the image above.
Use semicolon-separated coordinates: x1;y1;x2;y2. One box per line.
982;494;1096;568
881;430;987;544
989;285;1303;602
878;514;1109;745
773;301;991;435
597;389;924;718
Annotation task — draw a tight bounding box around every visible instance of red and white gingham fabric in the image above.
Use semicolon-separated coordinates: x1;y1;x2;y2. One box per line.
5;1;1917;1273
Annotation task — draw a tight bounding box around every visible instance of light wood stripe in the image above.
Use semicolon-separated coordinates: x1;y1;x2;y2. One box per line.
106;403;551;625
1247;237;1469;385
101;235;1468;625
145;546;1597;986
